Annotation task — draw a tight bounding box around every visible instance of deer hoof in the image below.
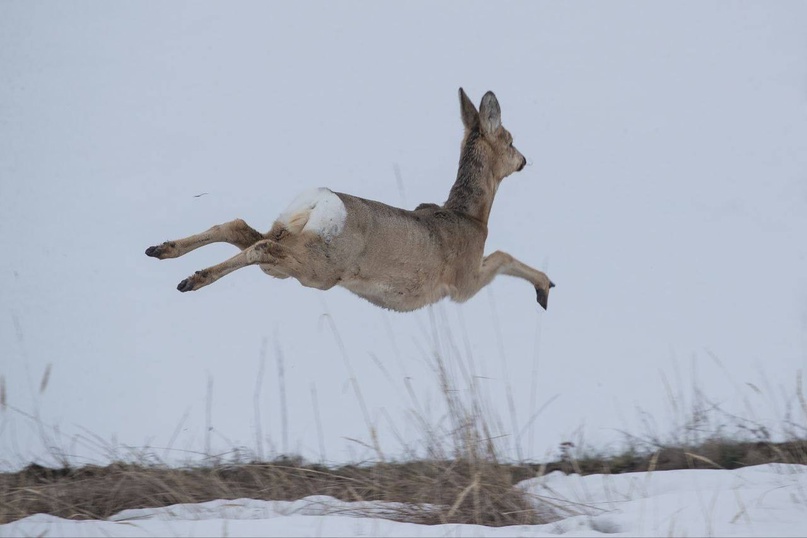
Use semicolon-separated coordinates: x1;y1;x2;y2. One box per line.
535;286;550;310
177;270;209;292
177;279;192;292
145;242;177;259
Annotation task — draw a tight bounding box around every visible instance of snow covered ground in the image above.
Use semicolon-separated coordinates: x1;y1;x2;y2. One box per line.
4;464;805;537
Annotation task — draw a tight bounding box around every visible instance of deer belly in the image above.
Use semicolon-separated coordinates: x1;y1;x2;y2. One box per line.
339;277;448;312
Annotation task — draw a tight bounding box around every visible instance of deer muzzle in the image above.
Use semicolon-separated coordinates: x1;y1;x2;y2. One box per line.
517;156;527;171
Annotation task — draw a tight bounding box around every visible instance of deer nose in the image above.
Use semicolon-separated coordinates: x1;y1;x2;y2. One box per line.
517;156;527;171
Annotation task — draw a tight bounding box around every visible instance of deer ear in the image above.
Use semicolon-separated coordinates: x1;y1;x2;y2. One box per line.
479;91;502;135
458;88;479;131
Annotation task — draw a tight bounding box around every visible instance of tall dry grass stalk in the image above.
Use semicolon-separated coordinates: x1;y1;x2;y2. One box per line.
3;305;806;527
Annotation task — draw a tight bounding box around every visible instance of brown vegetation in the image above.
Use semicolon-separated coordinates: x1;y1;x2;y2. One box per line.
3;438;805;526
1;456;550;526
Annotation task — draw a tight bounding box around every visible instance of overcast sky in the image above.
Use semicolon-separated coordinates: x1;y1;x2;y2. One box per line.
2;1;806;468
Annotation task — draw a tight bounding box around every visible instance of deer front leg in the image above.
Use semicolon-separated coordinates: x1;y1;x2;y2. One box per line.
498;252;555;310
145;219;264;260
461;250;555;310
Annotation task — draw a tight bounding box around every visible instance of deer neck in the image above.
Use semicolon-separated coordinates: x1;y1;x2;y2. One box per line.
444;131;498;225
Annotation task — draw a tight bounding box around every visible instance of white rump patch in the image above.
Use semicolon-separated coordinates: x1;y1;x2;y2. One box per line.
278;188;347;240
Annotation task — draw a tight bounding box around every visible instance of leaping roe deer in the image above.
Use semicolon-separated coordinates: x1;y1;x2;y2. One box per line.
145;89;555;311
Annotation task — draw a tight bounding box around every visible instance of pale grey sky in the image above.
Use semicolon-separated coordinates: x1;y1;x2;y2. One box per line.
1;1;806;467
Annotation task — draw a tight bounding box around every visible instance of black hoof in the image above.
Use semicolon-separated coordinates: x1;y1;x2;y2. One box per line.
177;279;192;292
145;245;160;257
535;287;549;310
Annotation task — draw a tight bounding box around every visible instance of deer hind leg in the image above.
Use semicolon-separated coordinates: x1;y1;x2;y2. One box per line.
176;236;340;293
145;219;264;260
456;250;555;310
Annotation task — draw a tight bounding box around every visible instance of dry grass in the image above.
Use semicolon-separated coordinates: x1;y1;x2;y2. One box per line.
2;438;805;525
0;456;553;526
0;315;561;527
532;438;807;476
3;317;806;527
